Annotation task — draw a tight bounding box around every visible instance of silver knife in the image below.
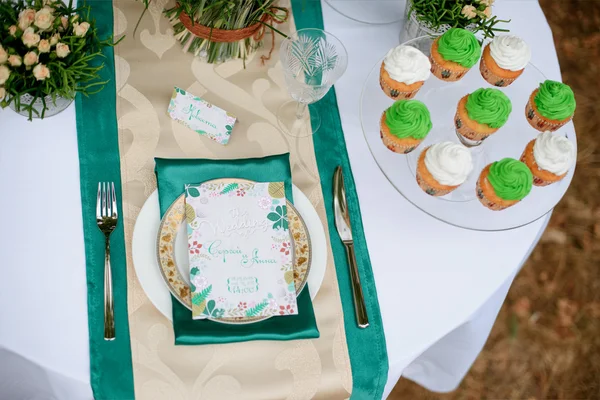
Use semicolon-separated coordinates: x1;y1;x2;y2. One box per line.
333;166;369;328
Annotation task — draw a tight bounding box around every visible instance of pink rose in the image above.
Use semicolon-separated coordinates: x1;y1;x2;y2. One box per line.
9;25;18;37
0;65;10;85
73;21;90;37
23;51;39;67
59;16;68;31
0;87;5;100
0;46;7;64
50;33;60;46
34;7;55;31
56;43;70;58
18;9;36;31
22;27;41;48
8;55;22;67
461;5;477;19
33;63;50;81
38;39;51;53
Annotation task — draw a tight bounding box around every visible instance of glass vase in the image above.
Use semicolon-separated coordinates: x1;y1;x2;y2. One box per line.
9;93;74;119
323;0;403;25
400;0;477;43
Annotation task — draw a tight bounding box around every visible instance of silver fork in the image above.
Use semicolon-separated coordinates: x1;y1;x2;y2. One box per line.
96;182;118;340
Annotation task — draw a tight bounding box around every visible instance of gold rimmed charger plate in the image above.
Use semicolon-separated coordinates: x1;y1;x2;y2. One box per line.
156;178;312;324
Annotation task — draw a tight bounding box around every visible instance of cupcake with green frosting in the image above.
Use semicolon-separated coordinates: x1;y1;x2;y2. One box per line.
430;28;481;81
455;88;512;145
476;158;533;210
526;80;576;132
380;99;432;154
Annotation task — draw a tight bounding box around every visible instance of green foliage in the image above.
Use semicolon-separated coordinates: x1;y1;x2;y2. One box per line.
186;186;201;198
135;0;287;64
192;285;212;306
0;0;120;119
245;300;268;317
202;299;216;316
220;183;239;194
409;0;510;39
267;205;288;230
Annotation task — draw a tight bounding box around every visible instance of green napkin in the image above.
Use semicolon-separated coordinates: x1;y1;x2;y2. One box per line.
154;153;320;345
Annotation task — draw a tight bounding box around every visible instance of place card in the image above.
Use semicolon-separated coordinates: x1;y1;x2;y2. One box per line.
185;181;298;320
168;87;237;145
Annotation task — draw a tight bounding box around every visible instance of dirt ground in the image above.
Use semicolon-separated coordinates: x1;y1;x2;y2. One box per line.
389;1;600;399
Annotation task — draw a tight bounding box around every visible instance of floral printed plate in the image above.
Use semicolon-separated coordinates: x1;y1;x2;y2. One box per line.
157;178;312;325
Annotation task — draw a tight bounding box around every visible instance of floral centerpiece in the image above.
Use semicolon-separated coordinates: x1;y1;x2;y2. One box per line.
0;0;117;119
403;0;509;41
137;0;288;65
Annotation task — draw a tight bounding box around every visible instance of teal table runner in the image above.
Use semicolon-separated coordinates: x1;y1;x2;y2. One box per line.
291;2;389;398
75;1;134;399
78;0;388;398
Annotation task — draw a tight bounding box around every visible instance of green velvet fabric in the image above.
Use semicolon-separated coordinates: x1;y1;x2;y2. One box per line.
154;154;320;344
75;0;135;399
291;1;390;398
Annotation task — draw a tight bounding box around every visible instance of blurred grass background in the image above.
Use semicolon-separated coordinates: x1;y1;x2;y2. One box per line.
389;1;600;398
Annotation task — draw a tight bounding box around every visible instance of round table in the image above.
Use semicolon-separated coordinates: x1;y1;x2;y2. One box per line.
0;1;559;398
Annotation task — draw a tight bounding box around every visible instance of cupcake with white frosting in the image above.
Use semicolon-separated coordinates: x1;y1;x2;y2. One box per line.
380;45;431;100
416;141;473;196
480;35;531;87
520;131;576;186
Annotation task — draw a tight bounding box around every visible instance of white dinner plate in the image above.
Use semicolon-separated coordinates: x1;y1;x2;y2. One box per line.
131;186;327;321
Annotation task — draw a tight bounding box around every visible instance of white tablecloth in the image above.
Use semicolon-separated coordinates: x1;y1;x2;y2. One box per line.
0;1;558;398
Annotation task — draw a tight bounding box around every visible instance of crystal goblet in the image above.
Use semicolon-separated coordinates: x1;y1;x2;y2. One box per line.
278;28;348;137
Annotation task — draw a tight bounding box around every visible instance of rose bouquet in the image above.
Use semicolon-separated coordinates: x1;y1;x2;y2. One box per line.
0;0;118;119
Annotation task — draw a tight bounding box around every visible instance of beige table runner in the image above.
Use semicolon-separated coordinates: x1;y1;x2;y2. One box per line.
114;0;353;397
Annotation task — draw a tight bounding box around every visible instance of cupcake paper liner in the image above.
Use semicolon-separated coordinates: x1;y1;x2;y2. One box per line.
476;173;513;211
429;52;469;82
525;91;572;132
380;129;421;154
379;74;421;100
416;169;456;197
415;147;458;196
476;167;520;211
380;112;422;154
479;56;519;88
454;109;494;143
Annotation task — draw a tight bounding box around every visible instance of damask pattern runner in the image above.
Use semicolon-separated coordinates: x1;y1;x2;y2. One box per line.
77;0;387;398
